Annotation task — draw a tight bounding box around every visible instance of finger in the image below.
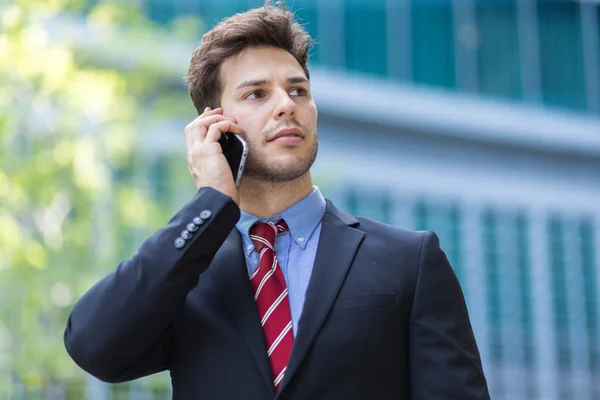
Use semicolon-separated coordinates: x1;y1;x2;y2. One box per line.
185;125;193;150
185;114;235;149
199;106;223;118
192;115;236;145
185;115;206;150
198;114;236;128
205;120;245;143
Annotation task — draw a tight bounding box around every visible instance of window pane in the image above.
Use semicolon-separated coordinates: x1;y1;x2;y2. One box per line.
144;0;177;23
580;220;599;400
448;204;463;284
200;0;248;27
548;217;573;400
537;1;587;111
344;0;387;77
343;187;393;225
173;0;202;15
294;6;320;64
479;209;537;399
515;213;537;399
411;1;456;88
413;199;463;282
475;1;522;100
597;5;600;115
482;209;503;397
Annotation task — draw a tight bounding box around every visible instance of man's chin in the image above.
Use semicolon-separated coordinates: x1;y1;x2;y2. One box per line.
245;145;317;183
244;169;307;183
244;160;313;183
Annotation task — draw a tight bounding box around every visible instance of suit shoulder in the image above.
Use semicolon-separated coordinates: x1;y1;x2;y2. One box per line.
325;200;430;249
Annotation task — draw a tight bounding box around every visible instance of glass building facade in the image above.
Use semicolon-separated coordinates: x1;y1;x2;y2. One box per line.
131;0;600;115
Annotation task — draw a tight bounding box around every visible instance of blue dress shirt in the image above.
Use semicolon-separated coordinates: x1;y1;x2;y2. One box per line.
235;186;326;337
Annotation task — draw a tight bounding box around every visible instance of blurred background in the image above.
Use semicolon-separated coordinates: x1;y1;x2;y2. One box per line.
1;0;599;399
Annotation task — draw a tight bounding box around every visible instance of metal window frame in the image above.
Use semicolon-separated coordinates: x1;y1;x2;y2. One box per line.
580;2;600;114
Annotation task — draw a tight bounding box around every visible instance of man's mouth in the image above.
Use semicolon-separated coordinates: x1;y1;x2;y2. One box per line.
268;128;304;144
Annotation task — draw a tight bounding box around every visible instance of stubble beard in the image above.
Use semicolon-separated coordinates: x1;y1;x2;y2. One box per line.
243;134;319;184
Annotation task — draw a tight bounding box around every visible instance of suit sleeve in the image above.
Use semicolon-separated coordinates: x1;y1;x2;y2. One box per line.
64;187;240;383
408;231;490;399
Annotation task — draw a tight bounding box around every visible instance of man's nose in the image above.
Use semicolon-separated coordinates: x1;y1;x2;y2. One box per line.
273;89;296;119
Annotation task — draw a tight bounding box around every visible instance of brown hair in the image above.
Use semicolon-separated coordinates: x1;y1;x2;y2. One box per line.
185;1;313;114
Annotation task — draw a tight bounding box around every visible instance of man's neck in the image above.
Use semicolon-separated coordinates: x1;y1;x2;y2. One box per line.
238;172;314;218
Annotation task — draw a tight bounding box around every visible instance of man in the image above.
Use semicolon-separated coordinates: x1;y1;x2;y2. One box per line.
64;2;490;399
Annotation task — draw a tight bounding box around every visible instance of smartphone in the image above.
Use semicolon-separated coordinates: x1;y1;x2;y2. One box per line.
218;132;248;187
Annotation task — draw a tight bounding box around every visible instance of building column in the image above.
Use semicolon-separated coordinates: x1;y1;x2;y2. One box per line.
564;219;592;400
529;209;558;400
580;2;600;114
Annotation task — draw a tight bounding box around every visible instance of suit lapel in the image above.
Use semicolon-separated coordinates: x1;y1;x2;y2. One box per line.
276;201;364;396
209;229;275;397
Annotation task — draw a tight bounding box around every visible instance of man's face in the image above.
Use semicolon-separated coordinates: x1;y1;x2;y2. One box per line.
219;46;318;184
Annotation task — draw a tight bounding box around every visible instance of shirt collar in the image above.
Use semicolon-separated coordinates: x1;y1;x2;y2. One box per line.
236;185;326;252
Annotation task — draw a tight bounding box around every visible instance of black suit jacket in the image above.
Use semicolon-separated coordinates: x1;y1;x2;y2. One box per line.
64;187;490;399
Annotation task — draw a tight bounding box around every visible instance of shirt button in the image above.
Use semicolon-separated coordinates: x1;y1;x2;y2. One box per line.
247;244;254;251
200;210;212;219
181;230;192;240
297;236;305;243
187;223;198;232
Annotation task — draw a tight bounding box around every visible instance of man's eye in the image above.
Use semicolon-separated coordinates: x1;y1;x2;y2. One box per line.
246;90;265;100
291;88;307;96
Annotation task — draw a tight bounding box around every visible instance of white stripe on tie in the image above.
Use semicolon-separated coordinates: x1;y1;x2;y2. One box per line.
250;248;269;280
254;269;275;300
249;235;273;250
268;222;278;234
268;320;293;356
259;247;269;259
274;366;286;387
261;289;288;326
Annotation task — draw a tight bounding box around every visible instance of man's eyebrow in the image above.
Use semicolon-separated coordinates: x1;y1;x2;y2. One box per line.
287;76;309;84
235;76;308;90
236;79;269;90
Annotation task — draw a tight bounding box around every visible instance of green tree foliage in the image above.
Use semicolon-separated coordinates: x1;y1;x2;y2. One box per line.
0;0;201;396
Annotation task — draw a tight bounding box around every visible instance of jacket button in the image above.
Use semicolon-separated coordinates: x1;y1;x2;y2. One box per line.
187;223;198;232
174;237;185;249
181;230;192;240
193;217;204;225
200;210;212;219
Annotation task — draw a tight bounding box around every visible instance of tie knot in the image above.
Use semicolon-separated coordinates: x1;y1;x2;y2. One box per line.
249;219;289;251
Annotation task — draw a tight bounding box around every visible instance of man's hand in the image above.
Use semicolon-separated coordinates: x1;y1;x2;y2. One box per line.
185;106;244;205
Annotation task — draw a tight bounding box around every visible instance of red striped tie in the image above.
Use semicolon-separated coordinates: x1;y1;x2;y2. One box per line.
249;219;293;391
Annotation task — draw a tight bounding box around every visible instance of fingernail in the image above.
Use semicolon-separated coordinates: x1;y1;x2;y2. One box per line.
204;107;210;112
